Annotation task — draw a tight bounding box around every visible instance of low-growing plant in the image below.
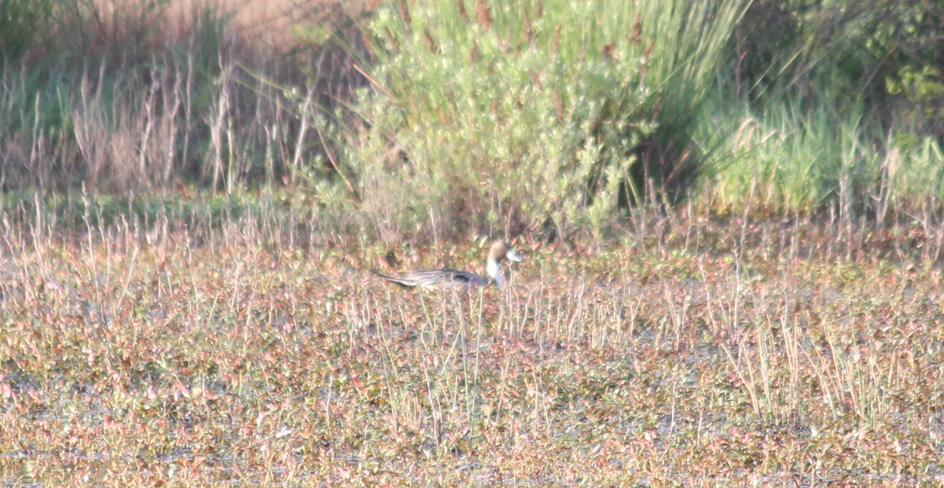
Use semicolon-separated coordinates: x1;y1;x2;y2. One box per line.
2;198;942;485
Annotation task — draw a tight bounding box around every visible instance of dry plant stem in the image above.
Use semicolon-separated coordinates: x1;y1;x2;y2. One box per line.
352;62;397;102
806;332;840;418
209;57;234;192
181;38;195;181
112;241;140;330
291;87;314;187
3;200;944;484
314;110;358;200
448;289;472;432
471;288;485;434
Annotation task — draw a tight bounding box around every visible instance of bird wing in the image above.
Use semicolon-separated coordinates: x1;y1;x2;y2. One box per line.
371;268;490;288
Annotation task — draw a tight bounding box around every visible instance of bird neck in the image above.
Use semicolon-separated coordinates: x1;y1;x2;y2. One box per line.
487;258;503;288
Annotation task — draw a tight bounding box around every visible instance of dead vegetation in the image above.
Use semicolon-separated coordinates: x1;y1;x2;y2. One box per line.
1;205;942;485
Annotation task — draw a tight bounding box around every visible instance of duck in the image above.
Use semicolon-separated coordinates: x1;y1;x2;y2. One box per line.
371;240;525;289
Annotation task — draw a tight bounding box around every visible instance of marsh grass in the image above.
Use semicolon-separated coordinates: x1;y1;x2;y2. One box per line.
699;88;944;243
2;196;943;485
4;1;944;484
0;0;368;195
4;0;944;240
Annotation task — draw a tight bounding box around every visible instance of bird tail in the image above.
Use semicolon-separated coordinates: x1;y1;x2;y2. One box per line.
369;269;415;288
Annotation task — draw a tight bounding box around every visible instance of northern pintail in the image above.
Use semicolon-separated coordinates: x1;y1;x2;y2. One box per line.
371;240;525;289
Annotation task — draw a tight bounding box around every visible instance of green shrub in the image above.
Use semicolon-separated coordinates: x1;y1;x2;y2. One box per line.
332;0;748;242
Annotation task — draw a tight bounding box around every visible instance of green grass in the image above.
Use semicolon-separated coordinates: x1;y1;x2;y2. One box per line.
699;91;944;221
2;0;943;237
3;2;944;483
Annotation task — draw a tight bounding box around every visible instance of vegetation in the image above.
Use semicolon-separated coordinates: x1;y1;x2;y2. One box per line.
340;0;747;241
3;0;944;484
1;0;942;232
3;203;944;485
0;0;365;195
